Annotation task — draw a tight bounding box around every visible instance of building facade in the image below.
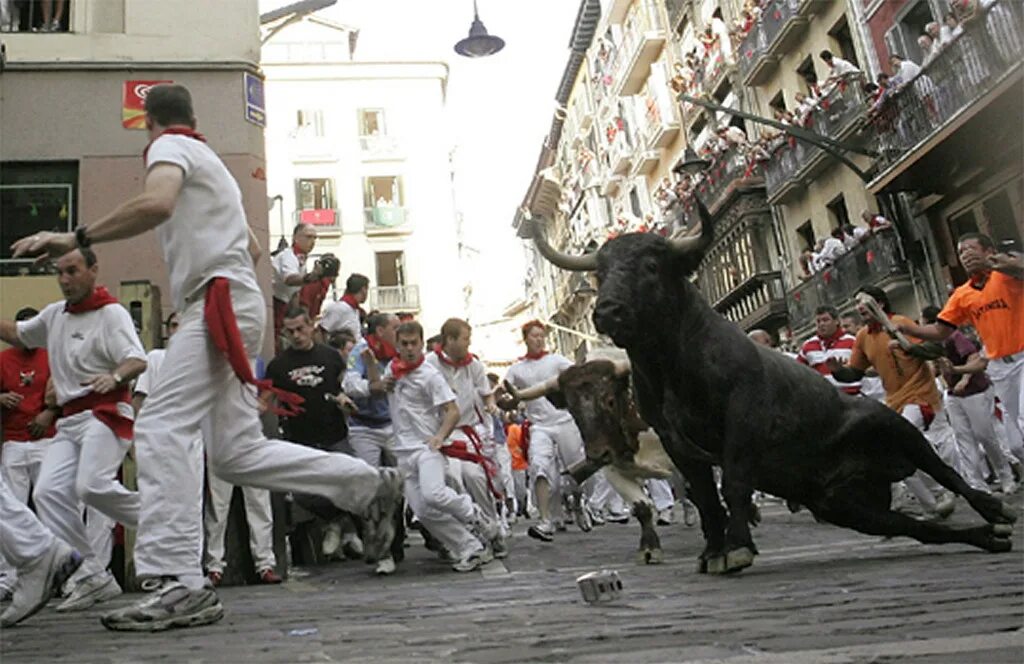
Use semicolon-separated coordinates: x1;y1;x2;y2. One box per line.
261;16;467;337
0;0;269;350
515;0;1021;355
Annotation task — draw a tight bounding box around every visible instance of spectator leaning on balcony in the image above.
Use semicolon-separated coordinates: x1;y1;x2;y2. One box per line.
897;233;1024;466
889;54;922;89
861;210;892;233
271;223;322;350
940;12;963;43
819;50;860;92
918;35;940;66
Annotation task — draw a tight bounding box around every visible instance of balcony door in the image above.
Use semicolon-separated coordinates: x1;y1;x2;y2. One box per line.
375;251;406;288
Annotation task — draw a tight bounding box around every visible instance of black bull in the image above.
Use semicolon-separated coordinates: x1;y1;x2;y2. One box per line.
520;200;1016;574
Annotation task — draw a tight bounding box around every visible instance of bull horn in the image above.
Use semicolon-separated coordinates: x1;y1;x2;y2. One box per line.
509;374;561;402
522;214;598;272
667;195;714;257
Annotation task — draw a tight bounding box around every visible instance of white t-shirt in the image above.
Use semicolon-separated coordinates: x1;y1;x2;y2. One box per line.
271;247;305;303
17;301;147;406
423;351;492;432
386;361;456;452
504;353;574;428
319;299;361;338
133;348;167;397
145;135;260;312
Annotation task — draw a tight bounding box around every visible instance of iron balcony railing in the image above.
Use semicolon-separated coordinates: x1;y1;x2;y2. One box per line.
736;0;802;84
363;206;408;230
696;146;763;212
870;0;1023;175
787;229;908;330
369;285;420;311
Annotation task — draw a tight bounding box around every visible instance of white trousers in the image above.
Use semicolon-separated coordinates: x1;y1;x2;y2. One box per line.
588;469;626;515
132;280;380;579
946;387;1015;488
987;355;1024;464
0;441;52;581
349;425;394;468
646;478;676;511
528;420;586;519
0;472;52;568
396;447;479;560
32;412;137;577
487;439;515;502
445;455;498;527
204;465;277;574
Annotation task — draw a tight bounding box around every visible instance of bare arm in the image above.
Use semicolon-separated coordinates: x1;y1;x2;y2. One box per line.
427;400;460;451
82;357;148;395
248;227;262;264
897;321;955;342
990;252;1024;280
0;320;23;348
949;351;988;376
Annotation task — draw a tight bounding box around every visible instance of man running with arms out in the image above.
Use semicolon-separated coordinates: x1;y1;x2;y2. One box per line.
898;233;1024;465
13;84;401;632
0;249;147;612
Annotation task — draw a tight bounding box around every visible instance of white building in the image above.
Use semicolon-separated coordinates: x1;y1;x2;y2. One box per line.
261;16;467;336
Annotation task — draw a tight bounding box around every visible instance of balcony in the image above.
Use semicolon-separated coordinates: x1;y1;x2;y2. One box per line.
613;1;667;97
294;208;340;231
701;44;733;100
868;0;1024;193
764;76;869;203
607;131;634;175
787;229;909;331
664;0;690;33
640;61;681;149
369;285;420;312
601;174;624;196
738;0;806;87
718;271;788;332
289;135;338;163
363;206;410;234
359;134;402;161
696;147;765;215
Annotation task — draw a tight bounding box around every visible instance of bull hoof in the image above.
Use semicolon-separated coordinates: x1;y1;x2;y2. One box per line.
706;555;728;575
992;523;1013;537
696;557;708;574
1000;502;1019;524
722;547;756;574
986;536;1012;553
636;548;663;565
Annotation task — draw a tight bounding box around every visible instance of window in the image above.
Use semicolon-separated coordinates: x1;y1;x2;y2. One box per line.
294;178;335;210
358;109;387;137
826;194;851;231
796;220;815;251
1;162;78;276
828;16;859;68
768;91;787;115
363;176;404;208
884;0;935;65
375;251;405;287
4;2;71;32
295;110;324;137
795;56;817;89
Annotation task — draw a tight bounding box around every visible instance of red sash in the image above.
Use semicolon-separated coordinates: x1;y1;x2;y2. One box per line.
441;425;502;499
62;387;134;440
520;420;531;464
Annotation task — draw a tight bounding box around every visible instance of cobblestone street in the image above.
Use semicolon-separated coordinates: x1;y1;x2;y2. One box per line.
2;493;1021;663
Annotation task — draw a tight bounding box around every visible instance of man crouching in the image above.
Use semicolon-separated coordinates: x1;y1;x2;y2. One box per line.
386;321;498;572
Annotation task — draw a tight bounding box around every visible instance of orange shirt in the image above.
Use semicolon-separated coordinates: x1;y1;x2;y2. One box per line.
849;314;941;413
506;423;527;471
938;271;1023;359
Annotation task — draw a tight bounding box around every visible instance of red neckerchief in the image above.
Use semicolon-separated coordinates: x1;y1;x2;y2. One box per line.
390;354;424;381
143;126;207;163
519;350;548;361
205;278;304;417
341;293;366;319
818;328;845;349
434;345;474;368
366;334;397;362
291;243;307;262
62;387;134;440
65;287;118;314
969;271;990;289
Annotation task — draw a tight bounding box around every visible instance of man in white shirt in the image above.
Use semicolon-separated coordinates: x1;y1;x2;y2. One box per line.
319;273;369;341
13;84;402;632
503;321;593;542
387;321;497;572
271;224;322;350
819;49;861;89
0;248;148;613
424;318;508;558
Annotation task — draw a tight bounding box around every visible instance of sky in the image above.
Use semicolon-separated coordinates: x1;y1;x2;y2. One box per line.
261;0;585;321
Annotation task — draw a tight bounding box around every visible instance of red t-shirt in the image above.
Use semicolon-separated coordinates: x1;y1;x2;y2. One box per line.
0;347;55;441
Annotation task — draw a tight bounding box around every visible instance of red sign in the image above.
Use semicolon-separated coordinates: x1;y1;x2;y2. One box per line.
299;209;337;226
123;80;173;129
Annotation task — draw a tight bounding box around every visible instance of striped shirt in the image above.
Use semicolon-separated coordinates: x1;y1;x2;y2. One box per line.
798;331;861;395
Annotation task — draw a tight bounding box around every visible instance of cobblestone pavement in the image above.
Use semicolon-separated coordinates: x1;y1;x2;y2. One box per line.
2;492;1021;663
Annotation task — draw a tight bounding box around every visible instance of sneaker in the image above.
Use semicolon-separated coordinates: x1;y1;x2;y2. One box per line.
341;532;364;560
258;569;282;584
570;493;593;533
207;570;222;587
527;520;554;543
606;511;630;524
101;579;224;632
492;537;509;560
470;504;500;542
56;570;122;612
451;547;490;573
321;521;342;558
656;507;675;526
933;493;956;519
998;480;1018;495
554;520;568;532
374;557;396;576
0;541;83;627
588;505;606;526
362;468;403;563
0;574;14;602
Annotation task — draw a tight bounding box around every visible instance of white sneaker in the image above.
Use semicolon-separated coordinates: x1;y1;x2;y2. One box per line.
322;522;342;558
0;541;82;627
492;537;509;559
999;481;1018;495
471;504;499;542
657;507;675;526
374;557;396;576
56;570;122;612
341;532;364;560
451;547;491;573
101;579;223;632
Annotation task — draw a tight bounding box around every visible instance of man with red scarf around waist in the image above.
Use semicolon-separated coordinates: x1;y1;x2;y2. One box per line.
12;84;401;632
385;321;498;573
0;249;147;614
424;318;508;559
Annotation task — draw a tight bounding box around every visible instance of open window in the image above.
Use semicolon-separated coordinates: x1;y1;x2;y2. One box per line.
1;162;78;276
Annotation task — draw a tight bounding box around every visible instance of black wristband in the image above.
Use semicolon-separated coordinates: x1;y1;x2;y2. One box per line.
75;226;92;248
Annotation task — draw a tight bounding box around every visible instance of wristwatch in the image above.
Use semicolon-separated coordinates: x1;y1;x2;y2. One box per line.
112;372;124;385
75;225;92;248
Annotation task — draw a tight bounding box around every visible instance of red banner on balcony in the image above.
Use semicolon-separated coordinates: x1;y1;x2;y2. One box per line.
300;209;336;226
